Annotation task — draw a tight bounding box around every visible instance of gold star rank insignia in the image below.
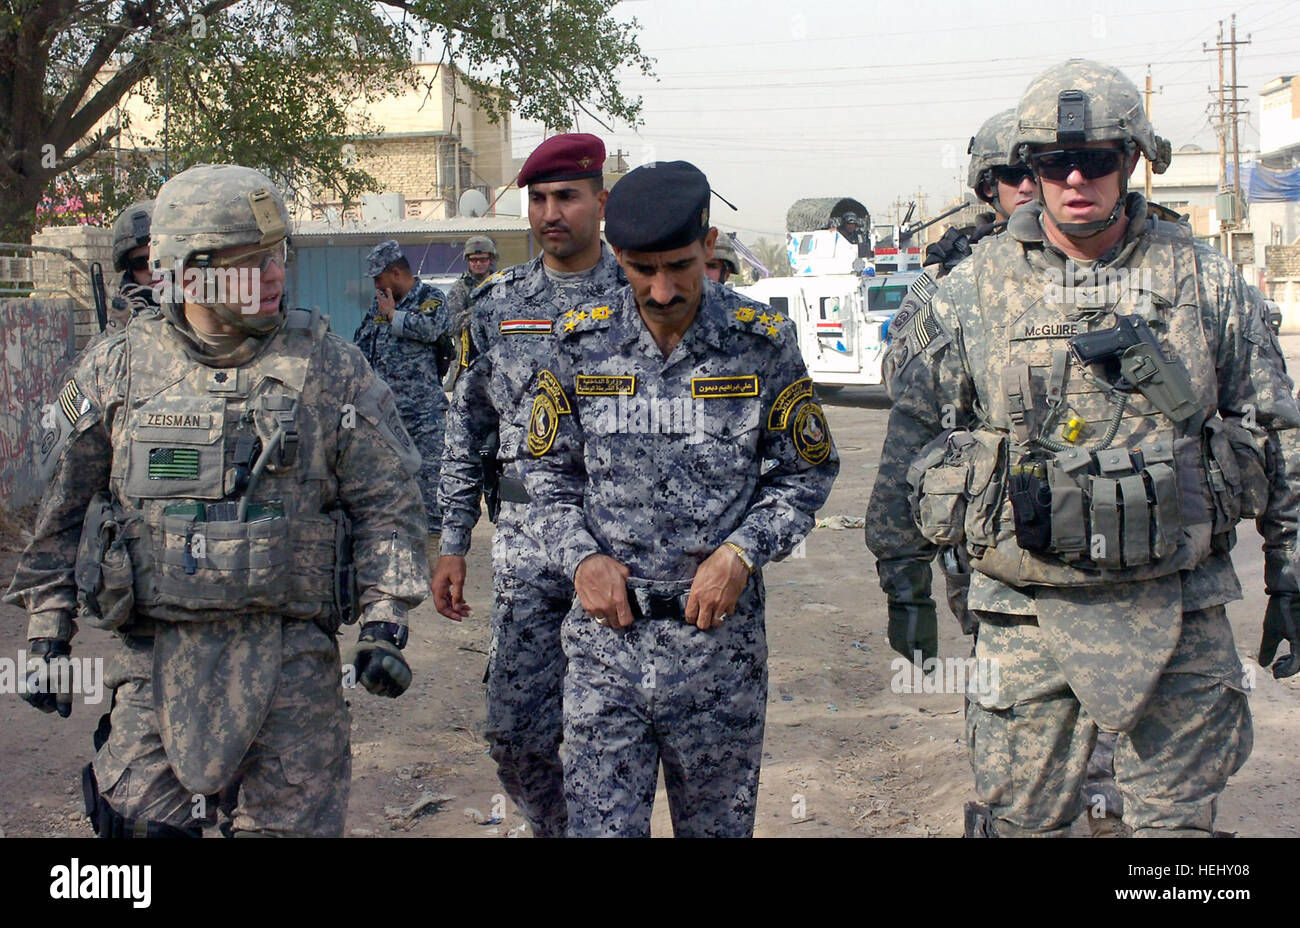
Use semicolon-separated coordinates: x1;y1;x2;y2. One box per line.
563;320;578;332
757;313;771;325
765;324;779;337
734;307;755;323
592;305;611;320
770;313;785;325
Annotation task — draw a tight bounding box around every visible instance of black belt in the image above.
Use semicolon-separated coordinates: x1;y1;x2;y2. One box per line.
628;589;689;622
498;475;529;504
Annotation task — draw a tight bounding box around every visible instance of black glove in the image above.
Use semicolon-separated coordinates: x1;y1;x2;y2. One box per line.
879;559;938;667
1260;593;1300;679
351;622;412;697
922;227;972;274
23;638;74;718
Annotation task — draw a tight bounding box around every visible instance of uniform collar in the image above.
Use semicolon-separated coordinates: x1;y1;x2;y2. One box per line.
524;243;620;299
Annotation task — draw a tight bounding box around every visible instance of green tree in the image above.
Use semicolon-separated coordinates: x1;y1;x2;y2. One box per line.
751;236;791;277
0;1;653;242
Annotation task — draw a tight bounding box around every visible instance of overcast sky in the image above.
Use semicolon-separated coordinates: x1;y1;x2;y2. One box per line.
510;0;1300;244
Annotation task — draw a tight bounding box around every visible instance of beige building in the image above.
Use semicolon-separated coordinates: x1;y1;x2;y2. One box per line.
88;62;514;223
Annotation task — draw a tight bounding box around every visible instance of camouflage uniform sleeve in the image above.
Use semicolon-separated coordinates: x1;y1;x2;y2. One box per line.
1206;249;1300;594
437;302;496;556
881;271;940;400
444;280;470;337
726;332;839;568
391;285;451;345
331;340;430;626
2;338;124;641
865;267;976;588
517;348;604;581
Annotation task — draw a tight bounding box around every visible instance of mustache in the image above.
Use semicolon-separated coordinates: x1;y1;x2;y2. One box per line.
540;223;570;234
643;296;686;312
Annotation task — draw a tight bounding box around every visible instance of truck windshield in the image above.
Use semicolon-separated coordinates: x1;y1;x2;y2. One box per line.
867;286;907;313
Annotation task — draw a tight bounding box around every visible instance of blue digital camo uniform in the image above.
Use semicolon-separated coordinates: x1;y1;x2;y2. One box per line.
438;247;625;838
354;279;450;532
519;281;839;837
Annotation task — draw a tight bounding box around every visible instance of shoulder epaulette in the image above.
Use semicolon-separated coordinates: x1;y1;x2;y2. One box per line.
555;302;614;339
726;294;795;342
472;264;526;300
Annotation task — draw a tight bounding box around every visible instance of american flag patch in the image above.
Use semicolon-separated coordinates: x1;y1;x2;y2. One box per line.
58;380;91;424
148;447;200;480
500;319;552;335
913;305;942;351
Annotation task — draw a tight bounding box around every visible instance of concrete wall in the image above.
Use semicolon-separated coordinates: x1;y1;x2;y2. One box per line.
0;298;78;510
29;224;115;353
1265;243;1300;332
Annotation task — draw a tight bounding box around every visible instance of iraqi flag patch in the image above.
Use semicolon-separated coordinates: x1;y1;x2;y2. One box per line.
500;319;553;336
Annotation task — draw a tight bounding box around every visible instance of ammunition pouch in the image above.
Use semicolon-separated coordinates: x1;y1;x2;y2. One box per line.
75;492;136;630
910;426;1220;586
151;500;291;610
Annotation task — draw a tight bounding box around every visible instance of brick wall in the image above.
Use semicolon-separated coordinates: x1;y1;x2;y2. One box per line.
30;225;115;352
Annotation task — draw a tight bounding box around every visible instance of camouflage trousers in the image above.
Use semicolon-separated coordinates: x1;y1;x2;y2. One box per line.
561;575;769;838
967;605;1251;837
484;507;569;838
408;416;446;534
91;619;351;837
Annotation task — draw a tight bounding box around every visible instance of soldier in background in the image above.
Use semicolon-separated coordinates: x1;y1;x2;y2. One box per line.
432;133;624;838
91;200;160;346
353;240;454;564
704;233;740;285
5;164;428;836
442;236;499;391
869;60;1300;837
521;161;838;837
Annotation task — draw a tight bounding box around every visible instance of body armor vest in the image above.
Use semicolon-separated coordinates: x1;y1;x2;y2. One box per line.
113;311;340;620
913;220;1264;587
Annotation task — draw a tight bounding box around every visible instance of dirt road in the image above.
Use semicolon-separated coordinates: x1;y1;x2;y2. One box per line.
2;338;1298;838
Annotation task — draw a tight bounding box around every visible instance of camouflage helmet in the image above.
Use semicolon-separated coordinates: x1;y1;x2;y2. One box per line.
150;164;290;334
463;235;497;257
967;109;1017;191
1010;59;1172;173
111;200;154;271
710;234;740;275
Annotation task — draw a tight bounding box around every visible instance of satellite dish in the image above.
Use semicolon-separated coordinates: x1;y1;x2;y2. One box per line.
458;189;489;217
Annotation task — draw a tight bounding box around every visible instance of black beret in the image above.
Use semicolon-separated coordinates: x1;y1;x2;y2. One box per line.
517;133;606;187
604;161;711;252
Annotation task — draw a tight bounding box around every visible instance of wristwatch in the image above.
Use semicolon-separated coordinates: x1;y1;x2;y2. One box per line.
722;541;755;575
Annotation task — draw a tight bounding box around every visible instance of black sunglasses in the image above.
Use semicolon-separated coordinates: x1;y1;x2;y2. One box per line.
1030;149;1124;182
127;255;151;272
990;165;1035;186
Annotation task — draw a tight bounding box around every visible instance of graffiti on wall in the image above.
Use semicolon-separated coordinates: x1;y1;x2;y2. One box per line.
0;299;77;508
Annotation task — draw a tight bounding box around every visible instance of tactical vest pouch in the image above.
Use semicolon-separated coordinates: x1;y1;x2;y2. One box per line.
1008;460;1052;553
152;502;290;609
1203;416;1269;534
74;492;135;630
909;430;978;546
329;508;358;628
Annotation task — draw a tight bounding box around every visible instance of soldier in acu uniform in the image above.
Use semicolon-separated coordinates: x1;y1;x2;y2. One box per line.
88;200;161;348
705;233;740;285
867;60;1300;837
5;164;428;837
431;134;624;838
520;161;838;837
353;239;454;558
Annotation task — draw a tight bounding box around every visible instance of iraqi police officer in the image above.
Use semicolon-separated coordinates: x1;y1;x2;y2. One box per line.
431;133;624;837
705;233;740;285
867;60;1300;837
519;161;839;837
353;239;453;558
5;164;428;837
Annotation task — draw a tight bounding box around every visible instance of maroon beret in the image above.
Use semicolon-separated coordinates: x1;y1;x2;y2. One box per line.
517;133;606;187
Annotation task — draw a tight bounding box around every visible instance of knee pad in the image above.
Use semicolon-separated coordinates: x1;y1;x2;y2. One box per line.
81;764;202;839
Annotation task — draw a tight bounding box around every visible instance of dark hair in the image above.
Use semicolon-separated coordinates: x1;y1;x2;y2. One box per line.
391;256;411;274
588;176;605;193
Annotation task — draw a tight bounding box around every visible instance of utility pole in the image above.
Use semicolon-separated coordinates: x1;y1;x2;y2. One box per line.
1204;20;1250;258
1141;66;1159;200
1229;14;1250;211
